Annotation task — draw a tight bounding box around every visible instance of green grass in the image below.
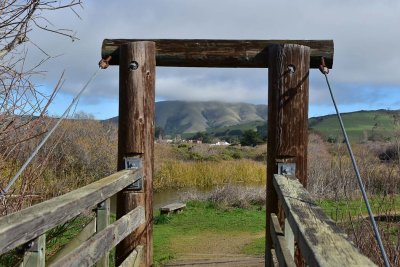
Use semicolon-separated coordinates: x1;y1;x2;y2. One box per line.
317;195;400;222
241;237;265;255
153;201;266;266
309;110;399;142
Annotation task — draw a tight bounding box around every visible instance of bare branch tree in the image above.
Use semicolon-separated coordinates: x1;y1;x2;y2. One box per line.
0;0;82;214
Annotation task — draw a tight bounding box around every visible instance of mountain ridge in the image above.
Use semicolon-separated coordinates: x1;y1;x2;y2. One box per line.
105;101;400;142
107;101;268;134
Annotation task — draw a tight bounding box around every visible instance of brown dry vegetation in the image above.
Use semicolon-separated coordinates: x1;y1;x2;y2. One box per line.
308;133;400;266
0;115;118;215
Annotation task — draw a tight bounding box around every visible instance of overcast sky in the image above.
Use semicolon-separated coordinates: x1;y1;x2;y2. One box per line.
26;0;400;119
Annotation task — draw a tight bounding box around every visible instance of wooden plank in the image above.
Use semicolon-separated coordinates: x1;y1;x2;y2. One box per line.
270;214;296;267
0;169;141;255
273;174;376;266
102;39;334;68
160;203;186;214
284;219;294;258
49;206;145;267
266;44;310;264
21;234;45;267
96;198;110;267
119;245;144;267
116;41;156;266
47;219;96;265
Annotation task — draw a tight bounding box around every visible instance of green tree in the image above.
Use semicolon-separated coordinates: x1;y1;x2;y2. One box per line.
192;132;213;143
155;126;165;139
240;130;263;147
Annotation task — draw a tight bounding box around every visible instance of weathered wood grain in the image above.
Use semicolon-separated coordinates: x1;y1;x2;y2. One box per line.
116;41;156;266
119;245;144;267
0;169;141;255
96;198;110;267
273;174;376;266
266;44;310;264
47;219;96;265
270;214;296;267
50;206;145;267
102;39;334;68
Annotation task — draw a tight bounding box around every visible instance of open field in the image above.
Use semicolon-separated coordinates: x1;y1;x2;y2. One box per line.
153;201;266;266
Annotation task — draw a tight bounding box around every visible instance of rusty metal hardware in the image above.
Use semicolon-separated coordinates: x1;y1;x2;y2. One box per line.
99;56;112;69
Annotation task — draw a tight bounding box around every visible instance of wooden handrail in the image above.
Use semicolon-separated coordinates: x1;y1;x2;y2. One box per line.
0;169;142;255
272;174;376;266
49;206;145;267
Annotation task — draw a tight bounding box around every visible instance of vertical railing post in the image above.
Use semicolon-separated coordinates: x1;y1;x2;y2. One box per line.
266;44;310;265
116;41;156;266
21;234;46;267
96;199;110;267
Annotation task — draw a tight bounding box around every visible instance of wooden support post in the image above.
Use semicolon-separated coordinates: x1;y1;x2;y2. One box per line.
21;234;45;267
47;220;96;265
266;44;310;265
116;41;156;266
96;199;110;267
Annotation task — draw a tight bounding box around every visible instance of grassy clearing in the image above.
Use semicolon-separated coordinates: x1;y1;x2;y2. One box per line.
241;236;265;255
317;195;400;222
153;201;266;266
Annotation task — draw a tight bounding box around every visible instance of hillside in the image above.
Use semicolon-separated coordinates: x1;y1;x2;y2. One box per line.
106;101;400;142
107;101;267;134
309;109;400;142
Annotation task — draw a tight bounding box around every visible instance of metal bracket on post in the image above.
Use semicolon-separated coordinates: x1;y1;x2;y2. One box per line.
277;162;296;176
97;200;107;210
21;235;46;267
124;156;143;190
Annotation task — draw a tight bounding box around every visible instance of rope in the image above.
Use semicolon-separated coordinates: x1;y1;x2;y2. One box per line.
319;58;390;267
0;65;103;197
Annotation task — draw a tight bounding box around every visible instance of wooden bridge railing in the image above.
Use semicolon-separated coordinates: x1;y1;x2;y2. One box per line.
270;174;376;267
0;169;145;267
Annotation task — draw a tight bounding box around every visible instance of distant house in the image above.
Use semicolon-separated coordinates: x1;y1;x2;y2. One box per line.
188;140;202;144
210;141;230;146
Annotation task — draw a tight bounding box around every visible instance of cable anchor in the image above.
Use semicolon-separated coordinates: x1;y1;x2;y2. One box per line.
319;57;329;75
99;56;112;69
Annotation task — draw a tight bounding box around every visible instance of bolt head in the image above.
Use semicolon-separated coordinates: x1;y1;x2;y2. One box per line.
129;61;139;70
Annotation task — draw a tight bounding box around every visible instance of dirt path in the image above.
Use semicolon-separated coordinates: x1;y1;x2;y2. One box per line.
164;231;264;266
164;255;264;267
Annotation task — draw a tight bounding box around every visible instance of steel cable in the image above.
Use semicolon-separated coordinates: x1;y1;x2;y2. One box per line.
321;69;390;267
0;67;101;197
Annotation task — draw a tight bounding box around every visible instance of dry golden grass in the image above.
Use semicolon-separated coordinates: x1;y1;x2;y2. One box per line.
154;159;266;191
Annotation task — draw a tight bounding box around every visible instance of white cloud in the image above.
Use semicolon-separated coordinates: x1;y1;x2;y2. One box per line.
20;0;400;117
156;73;266;103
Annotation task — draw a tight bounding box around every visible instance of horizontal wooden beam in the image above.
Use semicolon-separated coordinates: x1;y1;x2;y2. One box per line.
102;39;333;68
273;174;376;267
0;169;142;255
49;206;145;267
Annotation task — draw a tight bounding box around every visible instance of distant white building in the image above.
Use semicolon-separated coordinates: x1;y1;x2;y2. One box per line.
188;140;202;144
210;141;230;146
